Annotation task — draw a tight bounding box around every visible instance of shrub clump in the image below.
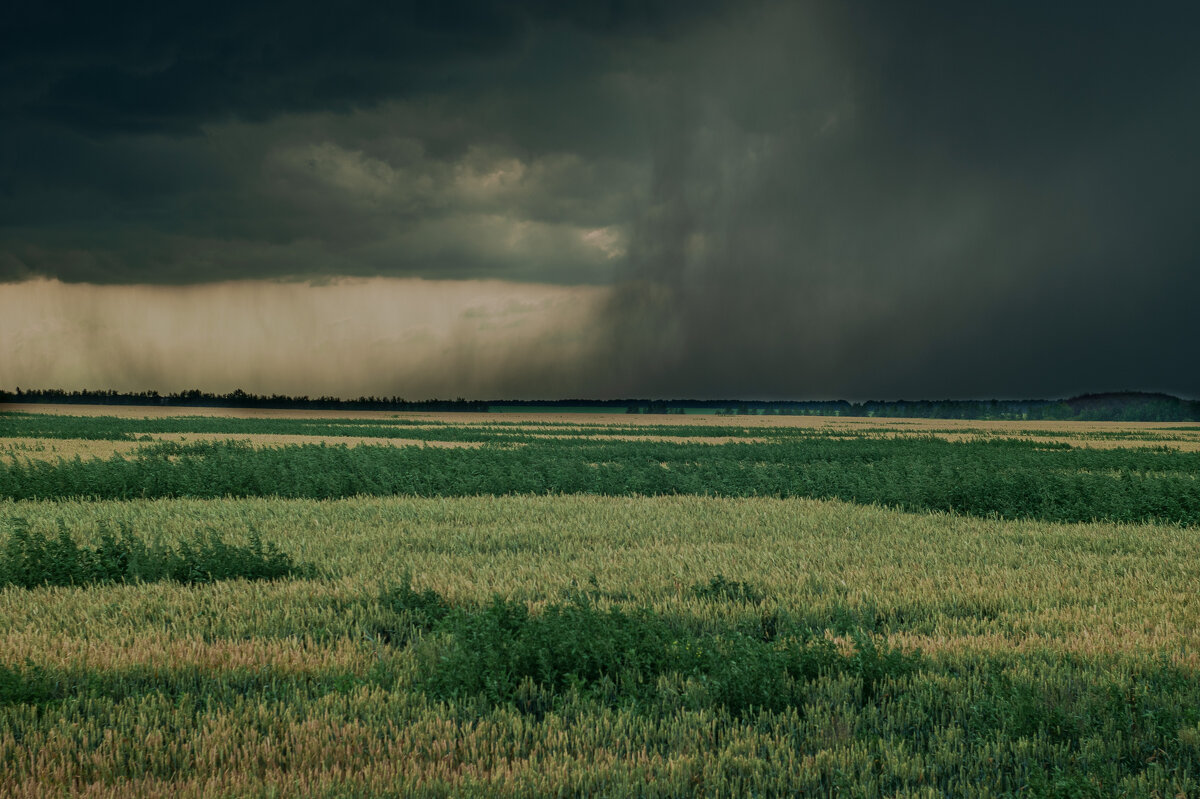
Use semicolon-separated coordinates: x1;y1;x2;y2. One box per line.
365;576;455;646
0;661;56;706
0;518;308;589
401;585;919;717
690;574;764;604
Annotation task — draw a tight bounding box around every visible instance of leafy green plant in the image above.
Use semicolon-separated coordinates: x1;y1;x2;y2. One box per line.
411;587;919;717
3;432;1197;526
366;575;454;646
691;574;764;604
0;519;309;589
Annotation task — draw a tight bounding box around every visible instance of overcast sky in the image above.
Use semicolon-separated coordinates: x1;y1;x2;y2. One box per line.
2;1;1198;399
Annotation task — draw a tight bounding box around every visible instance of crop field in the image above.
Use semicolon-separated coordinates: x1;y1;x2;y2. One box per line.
2;408;1199;797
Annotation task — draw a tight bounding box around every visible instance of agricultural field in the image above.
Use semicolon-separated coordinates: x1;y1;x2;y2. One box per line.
2;407;1199;797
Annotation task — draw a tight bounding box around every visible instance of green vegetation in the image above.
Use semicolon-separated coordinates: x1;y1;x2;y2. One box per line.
2;434;1198;526
1;412;1198;796
0;493;1197;796
397;583;920;720
4;410;1197;442
0;412;507;442
0;518;308;588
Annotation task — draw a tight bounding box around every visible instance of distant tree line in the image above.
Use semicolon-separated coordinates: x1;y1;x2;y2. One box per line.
620;393;1199;421
0;388;489;413
847;393;1200;422
1;388;1197;421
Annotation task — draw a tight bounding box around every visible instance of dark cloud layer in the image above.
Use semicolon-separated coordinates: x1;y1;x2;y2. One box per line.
3;1;724;134
2;1;1198;398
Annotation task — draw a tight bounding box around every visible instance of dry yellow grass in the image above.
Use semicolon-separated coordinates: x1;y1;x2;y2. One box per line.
0;631;368;675
1;468;1198;796
5;429;1198;461
0;433;483;462
147;432;483;449
7;403;1199;454
7;401;1199;430
4;495;1198;660
0;438;145;461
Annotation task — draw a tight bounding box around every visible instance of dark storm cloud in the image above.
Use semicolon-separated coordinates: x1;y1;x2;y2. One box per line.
2;1;1198;398
1;0;716;284
2;1;723;135
600;2;1200;399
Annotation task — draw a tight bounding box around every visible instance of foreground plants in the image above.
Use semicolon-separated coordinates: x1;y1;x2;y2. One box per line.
0;519;308;588
378;581;918;718
0;415;1197;796
1;578;1197;797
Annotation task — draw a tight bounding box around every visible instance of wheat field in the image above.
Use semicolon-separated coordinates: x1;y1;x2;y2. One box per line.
1;408;1198;797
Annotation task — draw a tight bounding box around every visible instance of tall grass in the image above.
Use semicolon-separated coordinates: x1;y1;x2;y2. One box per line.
1;411;1198;795
2;435;1198;525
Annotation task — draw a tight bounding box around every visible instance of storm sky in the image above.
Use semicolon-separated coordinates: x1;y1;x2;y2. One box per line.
3;1;1198;399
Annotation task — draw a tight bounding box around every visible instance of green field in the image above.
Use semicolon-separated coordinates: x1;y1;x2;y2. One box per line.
2;410;1199;797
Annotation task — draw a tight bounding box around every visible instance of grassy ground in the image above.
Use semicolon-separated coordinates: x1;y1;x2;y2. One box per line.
1;410;1198;797
4;406;1200;460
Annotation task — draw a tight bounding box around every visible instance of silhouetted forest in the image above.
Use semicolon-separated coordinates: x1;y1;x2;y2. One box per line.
2;388;1197;421
622;393;1200;421
0;388;489;413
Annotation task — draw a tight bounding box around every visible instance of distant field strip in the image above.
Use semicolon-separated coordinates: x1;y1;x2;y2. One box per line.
2;431;1198;526
0;434;483;463
5;408;1199;447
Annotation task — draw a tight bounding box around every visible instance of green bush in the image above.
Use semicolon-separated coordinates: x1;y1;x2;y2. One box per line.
0;519;308;589
0;661;55;706
366;576;454;646
691;574;764;604
409;587;920;717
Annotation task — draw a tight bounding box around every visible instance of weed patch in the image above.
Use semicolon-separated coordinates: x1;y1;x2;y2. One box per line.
690;574;764;604
0;518;310;589
393;584;919;717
